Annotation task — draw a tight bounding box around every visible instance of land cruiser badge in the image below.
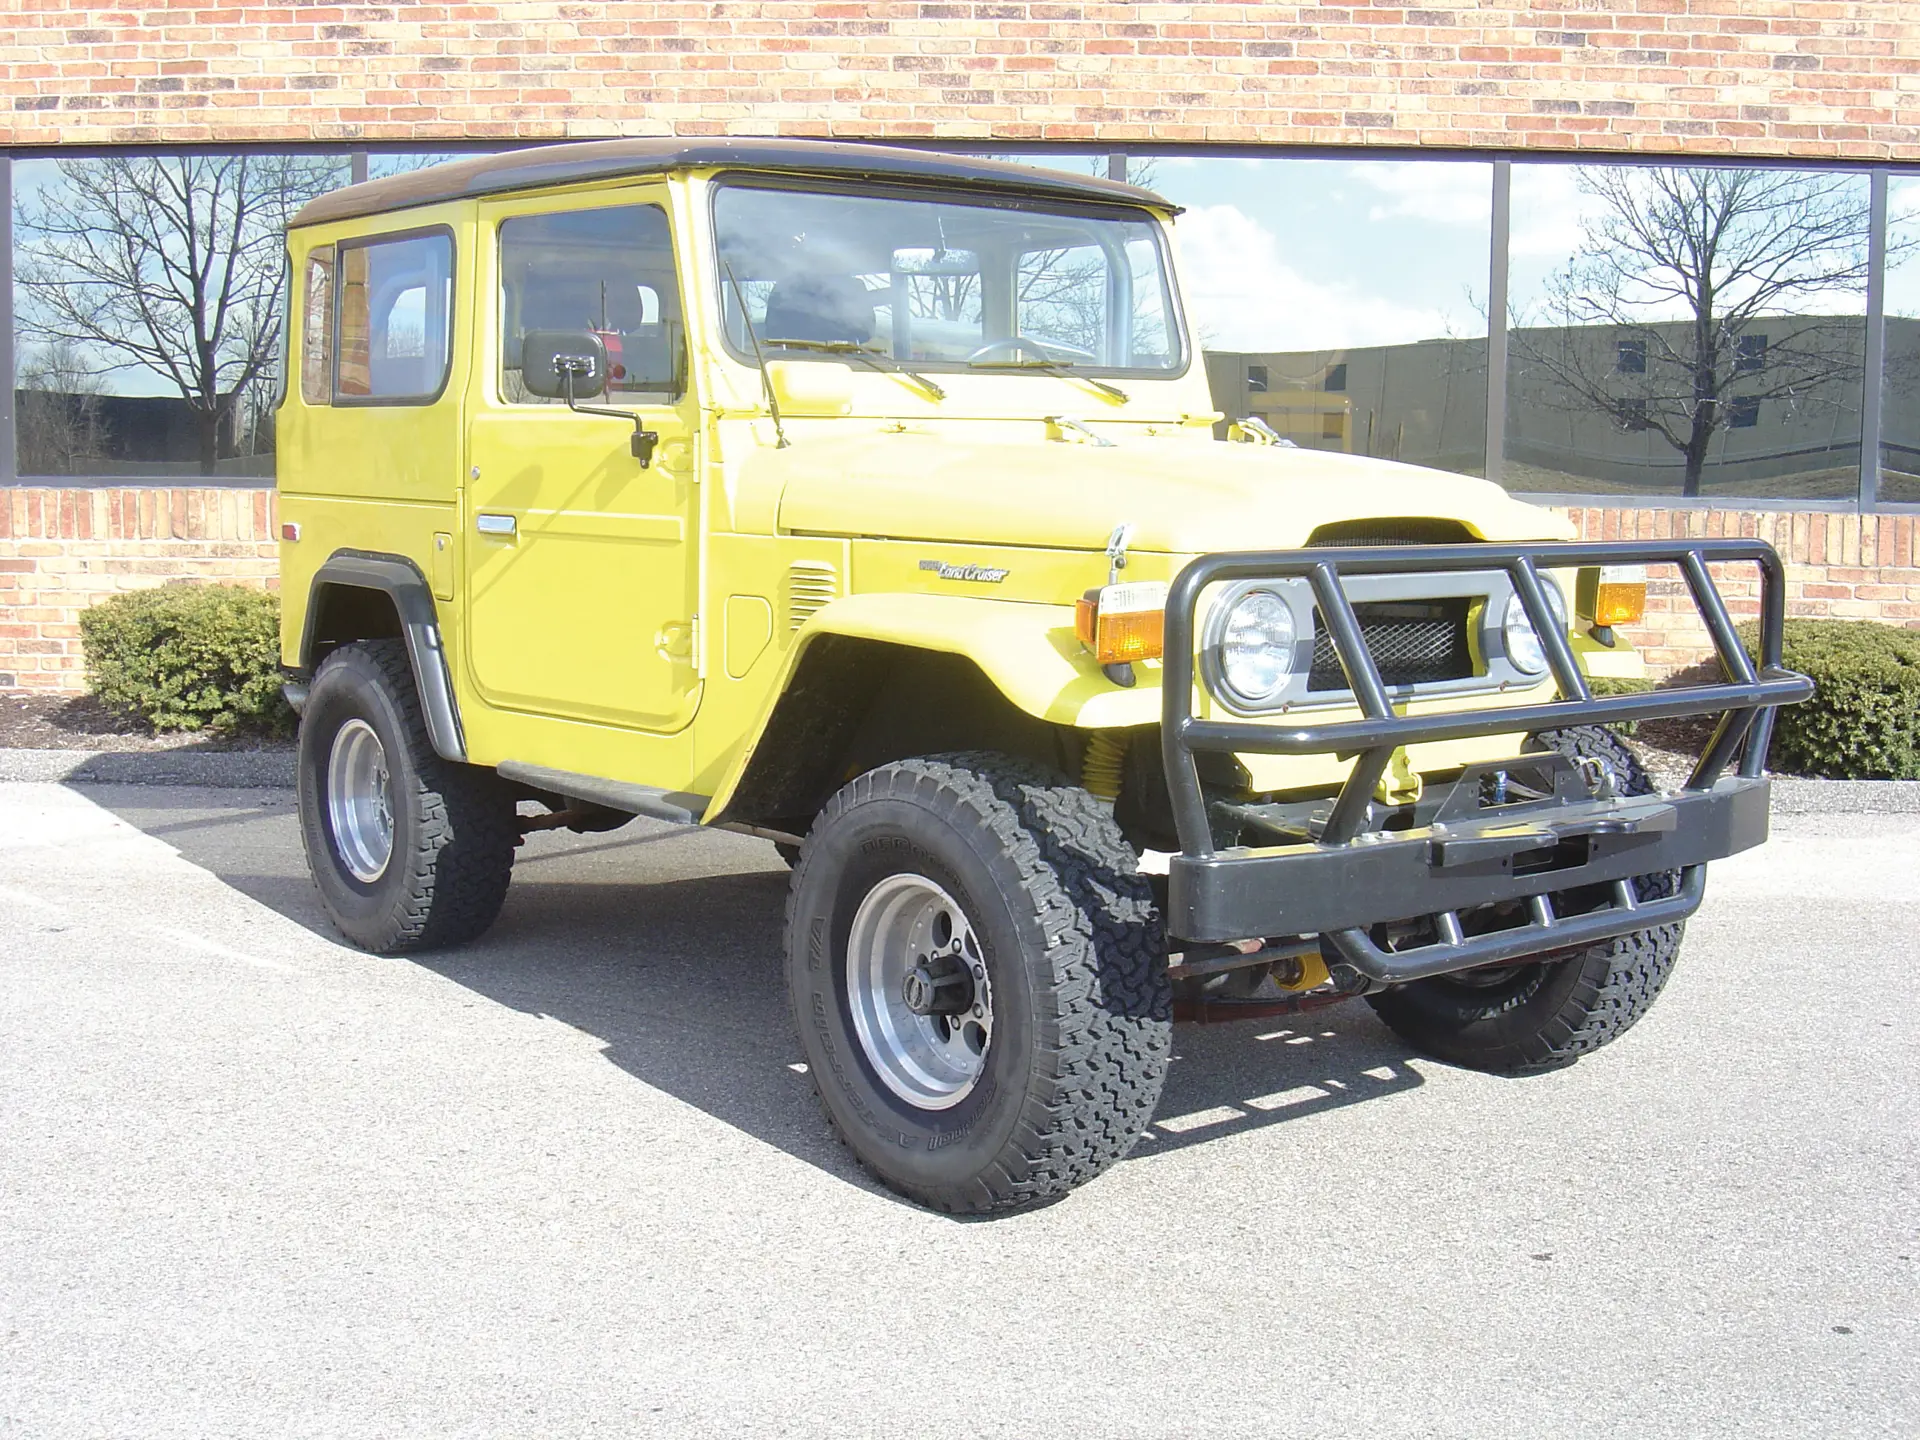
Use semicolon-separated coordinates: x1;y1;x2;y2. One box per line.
919;559;1009;584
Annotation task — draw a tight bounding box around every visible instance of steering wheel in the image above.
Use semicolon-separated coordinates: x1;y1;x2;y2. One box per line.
967;337;1053;363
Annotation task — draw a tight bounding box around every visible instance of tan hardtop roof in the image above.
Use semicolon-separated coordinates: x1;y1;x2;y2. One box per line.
291;138;1175;228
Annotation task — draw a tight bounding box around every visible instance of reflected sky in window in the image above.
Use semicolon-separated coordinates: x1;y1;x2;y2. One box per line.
1145;156;1492;352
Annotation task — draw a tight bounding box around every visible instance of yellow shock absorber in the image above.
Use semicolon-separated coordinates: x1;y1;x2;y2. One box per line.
1082;730;1128;805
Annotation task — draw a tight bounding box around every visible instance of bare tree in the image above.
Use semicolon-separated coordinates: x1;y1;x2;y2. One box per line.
15;154;344;474
1515;167;1874;496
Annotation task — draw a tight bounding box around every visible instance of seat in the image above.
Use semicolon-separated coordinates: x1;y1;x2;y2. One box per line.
761;274;876;345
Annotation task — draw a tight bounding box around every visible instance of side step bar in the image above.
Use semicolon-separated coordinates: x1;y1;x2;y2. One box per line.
495;761;708;827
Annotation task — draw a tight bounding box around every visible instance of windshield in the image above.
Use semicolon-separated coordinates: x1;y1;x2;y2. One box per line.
712;182;1185;374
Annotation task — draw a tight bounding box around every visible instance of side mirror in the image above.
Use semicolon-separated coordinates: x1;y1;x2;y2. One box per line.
519;329;607;400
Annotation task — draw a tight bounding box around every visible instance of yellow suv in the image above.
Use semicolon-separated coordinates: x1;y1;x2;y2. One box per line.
277;140;1808;1213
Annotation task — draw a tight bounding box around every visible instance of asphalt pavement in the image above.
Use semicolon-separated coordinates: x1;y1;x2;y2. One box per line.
0;781;1914;1438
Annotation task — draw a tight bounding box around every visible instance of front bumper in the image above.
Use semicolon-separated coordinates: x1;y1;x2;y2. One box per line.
1158;538;1814;983
1169;771;1767;982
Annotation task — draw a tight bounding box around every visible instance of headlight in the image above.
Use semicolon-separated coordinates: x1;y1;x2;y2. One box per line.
1219;588;1298;704
1502;579;1569;675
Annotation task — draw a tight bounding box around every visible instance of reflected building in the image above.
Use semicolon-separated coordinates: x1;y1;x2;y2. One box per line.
1207;314;1901;503
1205;340;1488;478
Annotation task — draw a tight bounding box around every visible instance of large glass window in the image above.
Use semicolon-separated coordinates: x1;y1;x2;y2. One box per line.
1144;156;1492;476
1506;163;1870;500
11;153;350;478
711;183;1183;373
498;205;684;401
367;152;479;181
1882;176;1920;504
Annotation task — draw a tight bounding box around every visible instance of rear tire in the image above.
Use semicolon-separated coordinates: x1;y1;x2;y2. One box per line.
297;639;516;954
785;752;1171;1213
1364;724;1685;1075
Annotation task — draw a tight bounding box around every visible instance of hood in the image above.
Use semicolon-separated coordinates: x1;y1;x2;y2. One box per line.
771;432;1567;552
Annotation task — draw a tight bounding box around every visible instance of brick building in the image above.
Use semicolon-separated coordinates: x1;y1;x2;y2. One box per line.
3;3;1919;690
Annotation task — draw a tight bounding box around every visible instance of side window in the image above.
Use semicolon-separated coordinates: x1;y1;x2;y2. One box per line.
300;247;334;406
336;232;454;403
499;204;684;402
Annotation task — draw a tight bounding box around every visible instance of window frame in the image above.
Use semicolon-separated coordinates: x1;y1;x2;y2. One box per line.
330;223;458;409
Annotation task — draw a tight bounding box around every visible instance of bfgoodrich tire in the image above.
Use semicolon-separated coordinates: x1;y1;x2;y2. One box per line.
297;639;517;954
1364;725;1685;1076
785;753;1172;1214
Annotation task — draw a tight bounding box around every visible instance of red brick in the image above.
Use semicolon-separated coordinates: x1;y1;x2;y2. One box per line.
0;5;1912;155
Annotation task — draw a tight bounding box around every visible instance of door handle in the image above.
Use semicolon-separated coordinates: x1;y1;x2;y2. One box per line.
476;513;516;537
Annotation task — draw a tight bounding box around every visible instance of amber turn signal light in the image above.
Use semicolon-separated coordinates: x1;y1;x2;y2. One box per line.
1576;565;1647;628
1075;581;1168;664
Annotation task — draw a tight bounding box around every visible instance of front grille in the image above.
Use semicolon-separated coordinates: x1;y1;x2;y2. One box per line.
1306;517;1476;548
1299;519;1480;691
1308;598;1474;692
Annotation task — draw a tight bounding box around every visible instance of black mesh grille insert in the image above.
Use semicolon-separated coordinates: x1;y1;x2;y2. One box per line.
1306;517;1476;548
1308;598;1475;692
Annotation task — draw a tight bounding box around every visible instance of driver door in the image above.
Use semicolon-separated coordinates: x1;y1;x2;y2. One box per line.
464;192;701;732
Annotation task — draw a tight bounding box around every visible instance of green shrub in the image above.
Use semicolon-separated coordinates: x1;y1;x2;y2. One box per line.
1737;618;1920;780
1587;675;1655;736
80;583;293;736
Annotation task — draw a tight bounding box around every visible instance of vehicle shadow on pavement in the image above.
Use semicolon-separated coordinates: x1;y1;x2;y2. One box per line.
93;789;1428;1206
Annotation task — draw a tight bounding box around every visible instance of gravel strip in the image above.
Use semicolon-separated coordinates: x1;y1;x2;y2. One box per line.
0;747;297;788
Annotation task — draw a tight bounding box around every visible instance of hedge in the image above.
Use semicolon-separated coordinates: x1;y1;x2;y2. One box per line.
1739;618;1920;781
79;583;293;736
1587;675;1655;736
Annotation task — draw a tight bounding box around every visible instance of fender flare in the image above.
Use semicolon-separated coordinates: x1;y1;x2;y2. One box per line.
705;592;1160;820
297;551;467;763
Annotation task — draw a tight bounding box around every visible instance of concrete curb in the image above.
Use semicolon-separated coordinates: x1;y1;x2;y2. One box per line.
0;747;296;788
2;748;1917;812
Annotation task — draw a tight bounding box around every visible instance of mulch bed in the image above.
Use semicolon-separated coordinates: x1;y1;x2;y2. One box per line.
0;692;293;753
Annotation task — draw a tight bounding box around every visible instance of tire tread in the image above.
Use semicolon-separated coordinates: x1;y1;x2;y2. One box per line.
788;751;1171;1213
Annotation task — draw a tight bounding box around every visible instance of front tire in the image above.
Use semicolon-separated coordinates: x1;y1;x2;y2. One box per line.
297;639;516;954
785;753;1172;1213
1364;724;1685;1075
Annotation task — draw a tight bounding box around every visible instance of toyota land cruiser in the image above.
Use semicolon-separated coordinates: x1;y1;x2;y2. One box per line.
277;140;1810;1212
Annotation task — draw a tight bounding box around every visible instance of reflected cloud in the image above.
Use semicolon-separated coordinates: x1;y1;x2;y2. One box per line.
1353;160;1492;227
1175;202;1455;350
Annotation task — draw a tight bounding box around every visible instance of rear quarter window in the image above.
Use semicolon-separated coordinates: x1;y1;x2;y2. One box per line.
335;230;454;404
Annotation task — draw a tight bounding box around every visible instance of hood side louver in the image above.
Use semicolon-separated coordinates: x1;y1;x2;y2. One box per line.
787;560;837;629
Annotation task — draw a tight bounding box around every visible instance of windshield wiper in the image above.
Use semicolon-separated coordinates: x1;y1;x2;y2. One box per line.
763;338;946;401
965;356;1128;405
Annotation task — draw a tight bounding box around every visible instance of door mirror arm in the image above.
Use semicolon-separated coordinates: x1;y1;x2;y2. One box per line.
557;360;660;466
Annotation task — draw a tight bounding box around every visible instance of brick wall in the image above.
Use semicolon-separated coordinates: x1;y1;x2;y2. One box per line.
1552;506;1919;672
0;488;279;692
1;3;1915;158
0;487;1914;696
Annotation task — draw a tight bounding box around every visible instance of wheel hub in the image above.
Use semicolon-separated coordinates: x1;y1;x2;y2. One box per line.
901;957;973;1017
846;874;993;1110
326;717;394;884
